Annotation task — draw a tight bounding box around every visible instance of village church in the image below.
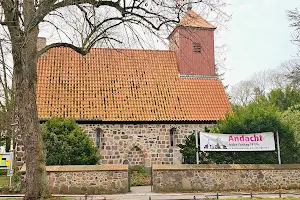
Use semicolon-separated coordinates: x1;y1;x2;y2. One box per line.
16;9;232;168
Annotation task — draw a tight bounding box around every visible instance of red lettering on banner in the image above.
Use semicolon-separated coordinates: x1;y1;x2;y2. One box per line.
228;135;263;142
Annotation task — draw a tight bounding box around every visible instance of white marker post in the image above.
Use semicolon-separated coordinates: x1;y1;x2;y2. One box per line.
276;131;281;164
195;130;199;164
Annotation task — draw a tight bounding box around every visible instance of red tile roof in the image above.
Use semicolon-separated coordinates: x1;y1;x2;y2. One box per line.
37;48;231;121
178;10;216;29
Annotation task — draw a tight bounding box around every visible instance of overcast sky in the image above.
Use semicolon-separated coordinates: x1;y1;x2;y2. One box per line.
220;0;299;87
38;0;299;89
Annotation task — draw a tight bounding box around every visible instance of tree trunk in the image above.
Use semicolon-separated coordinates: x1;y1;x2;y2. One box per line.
11;28;50;199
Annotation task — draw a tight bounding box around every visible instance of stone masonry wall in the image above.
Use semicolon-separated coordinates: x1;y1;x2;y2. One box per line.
15;133;25;170
15;123;210;170
48;165;128;194
152;164;300;193
83;124;209;166
127;146;145;166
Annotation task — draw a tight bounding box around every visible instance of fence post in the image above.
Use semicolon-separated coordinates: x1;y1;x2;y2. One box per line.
150;165;153;192
195;130;199;164
279;190;281;198
128;163;131;192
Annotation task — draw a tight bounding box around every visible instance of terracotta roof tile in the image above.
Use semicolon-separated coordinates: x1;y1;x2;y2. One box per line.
37;47;232;121
178;10;216;29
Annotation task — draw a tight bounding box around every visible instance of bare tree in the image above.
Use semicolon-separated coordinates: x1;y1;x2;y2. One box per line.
281;59;300;89
287;7;300;55
228;66;291;106
286;8;300;89
0;28;15;152
0;0;228;198
267;64;290;89
229;80;256;106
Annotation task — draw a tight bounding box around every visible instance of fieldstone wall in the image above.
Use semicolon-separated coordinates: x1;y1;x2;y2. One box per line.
48;165;128;194
127;146;145;165
15;133;25;170
83;123;208;166
20;165;128;194
153;164;300;193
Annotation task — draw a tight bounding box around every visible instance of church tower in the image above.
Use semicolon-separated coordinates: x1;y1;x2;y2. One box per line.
168;10;216;77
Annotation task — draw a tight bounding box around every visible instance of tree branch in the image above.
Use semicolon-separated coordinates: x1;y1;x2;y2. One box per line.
38;42;87;56
38;36;122;56
82;16;124;47
35;0;123;30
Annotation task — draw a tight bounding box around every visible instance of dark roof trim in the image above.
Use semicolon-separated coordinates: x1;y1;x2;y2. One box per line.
39;119;217;125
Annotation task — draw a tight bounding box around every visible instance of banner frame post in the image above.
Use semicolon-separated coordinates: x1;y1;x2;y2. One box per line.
195;130;199;164
276;131;281;164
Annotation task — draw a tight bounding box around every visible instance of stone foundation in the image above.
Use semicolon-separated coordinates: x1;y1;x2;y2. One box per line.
152;164;300;193
21;165;129;194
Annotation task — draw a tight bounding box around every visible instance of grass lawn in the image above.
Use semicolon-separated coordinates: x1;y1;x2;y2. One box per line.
227;199;300;200
221;198;300;200
0;176;9;186
0;198;73;200
0;198;72;200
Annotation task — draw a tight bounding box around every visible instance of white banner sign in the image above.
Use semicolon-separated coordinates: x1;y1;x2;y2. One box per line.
199;132;275;151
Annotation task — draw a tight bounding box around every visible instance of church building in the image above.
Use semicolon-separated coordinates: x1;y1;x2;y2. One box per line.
17;10;232;167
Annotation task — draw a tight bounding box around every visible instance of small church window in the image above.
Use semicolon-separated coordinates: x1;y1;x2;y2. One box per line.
170;128;176;147
193;43;201;53
96;128;101;148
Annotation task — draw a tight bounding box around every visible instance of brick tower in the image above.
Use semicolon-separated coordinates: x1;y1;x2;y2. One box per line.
168;10;217;77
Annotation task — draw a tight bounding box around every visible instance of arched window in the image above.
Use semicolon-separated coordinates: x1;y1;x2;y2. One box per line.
170;128;176;147
96;128;102;148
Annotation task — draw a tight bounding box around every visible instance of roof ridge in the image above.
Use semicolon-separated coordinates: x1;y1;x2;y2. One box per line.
52;46;174;53
178;10;216;29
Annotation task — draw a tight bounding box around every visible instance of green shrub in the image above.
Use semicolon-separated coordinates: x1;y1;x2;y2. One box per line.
0;169;7;176
214;102;300;164
179;102;300;164
130;165;146;174
12;173;20;184
281;104;300;143
42;117;100;165
130;180;142;186
129;165;150;186
0;185;21;194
